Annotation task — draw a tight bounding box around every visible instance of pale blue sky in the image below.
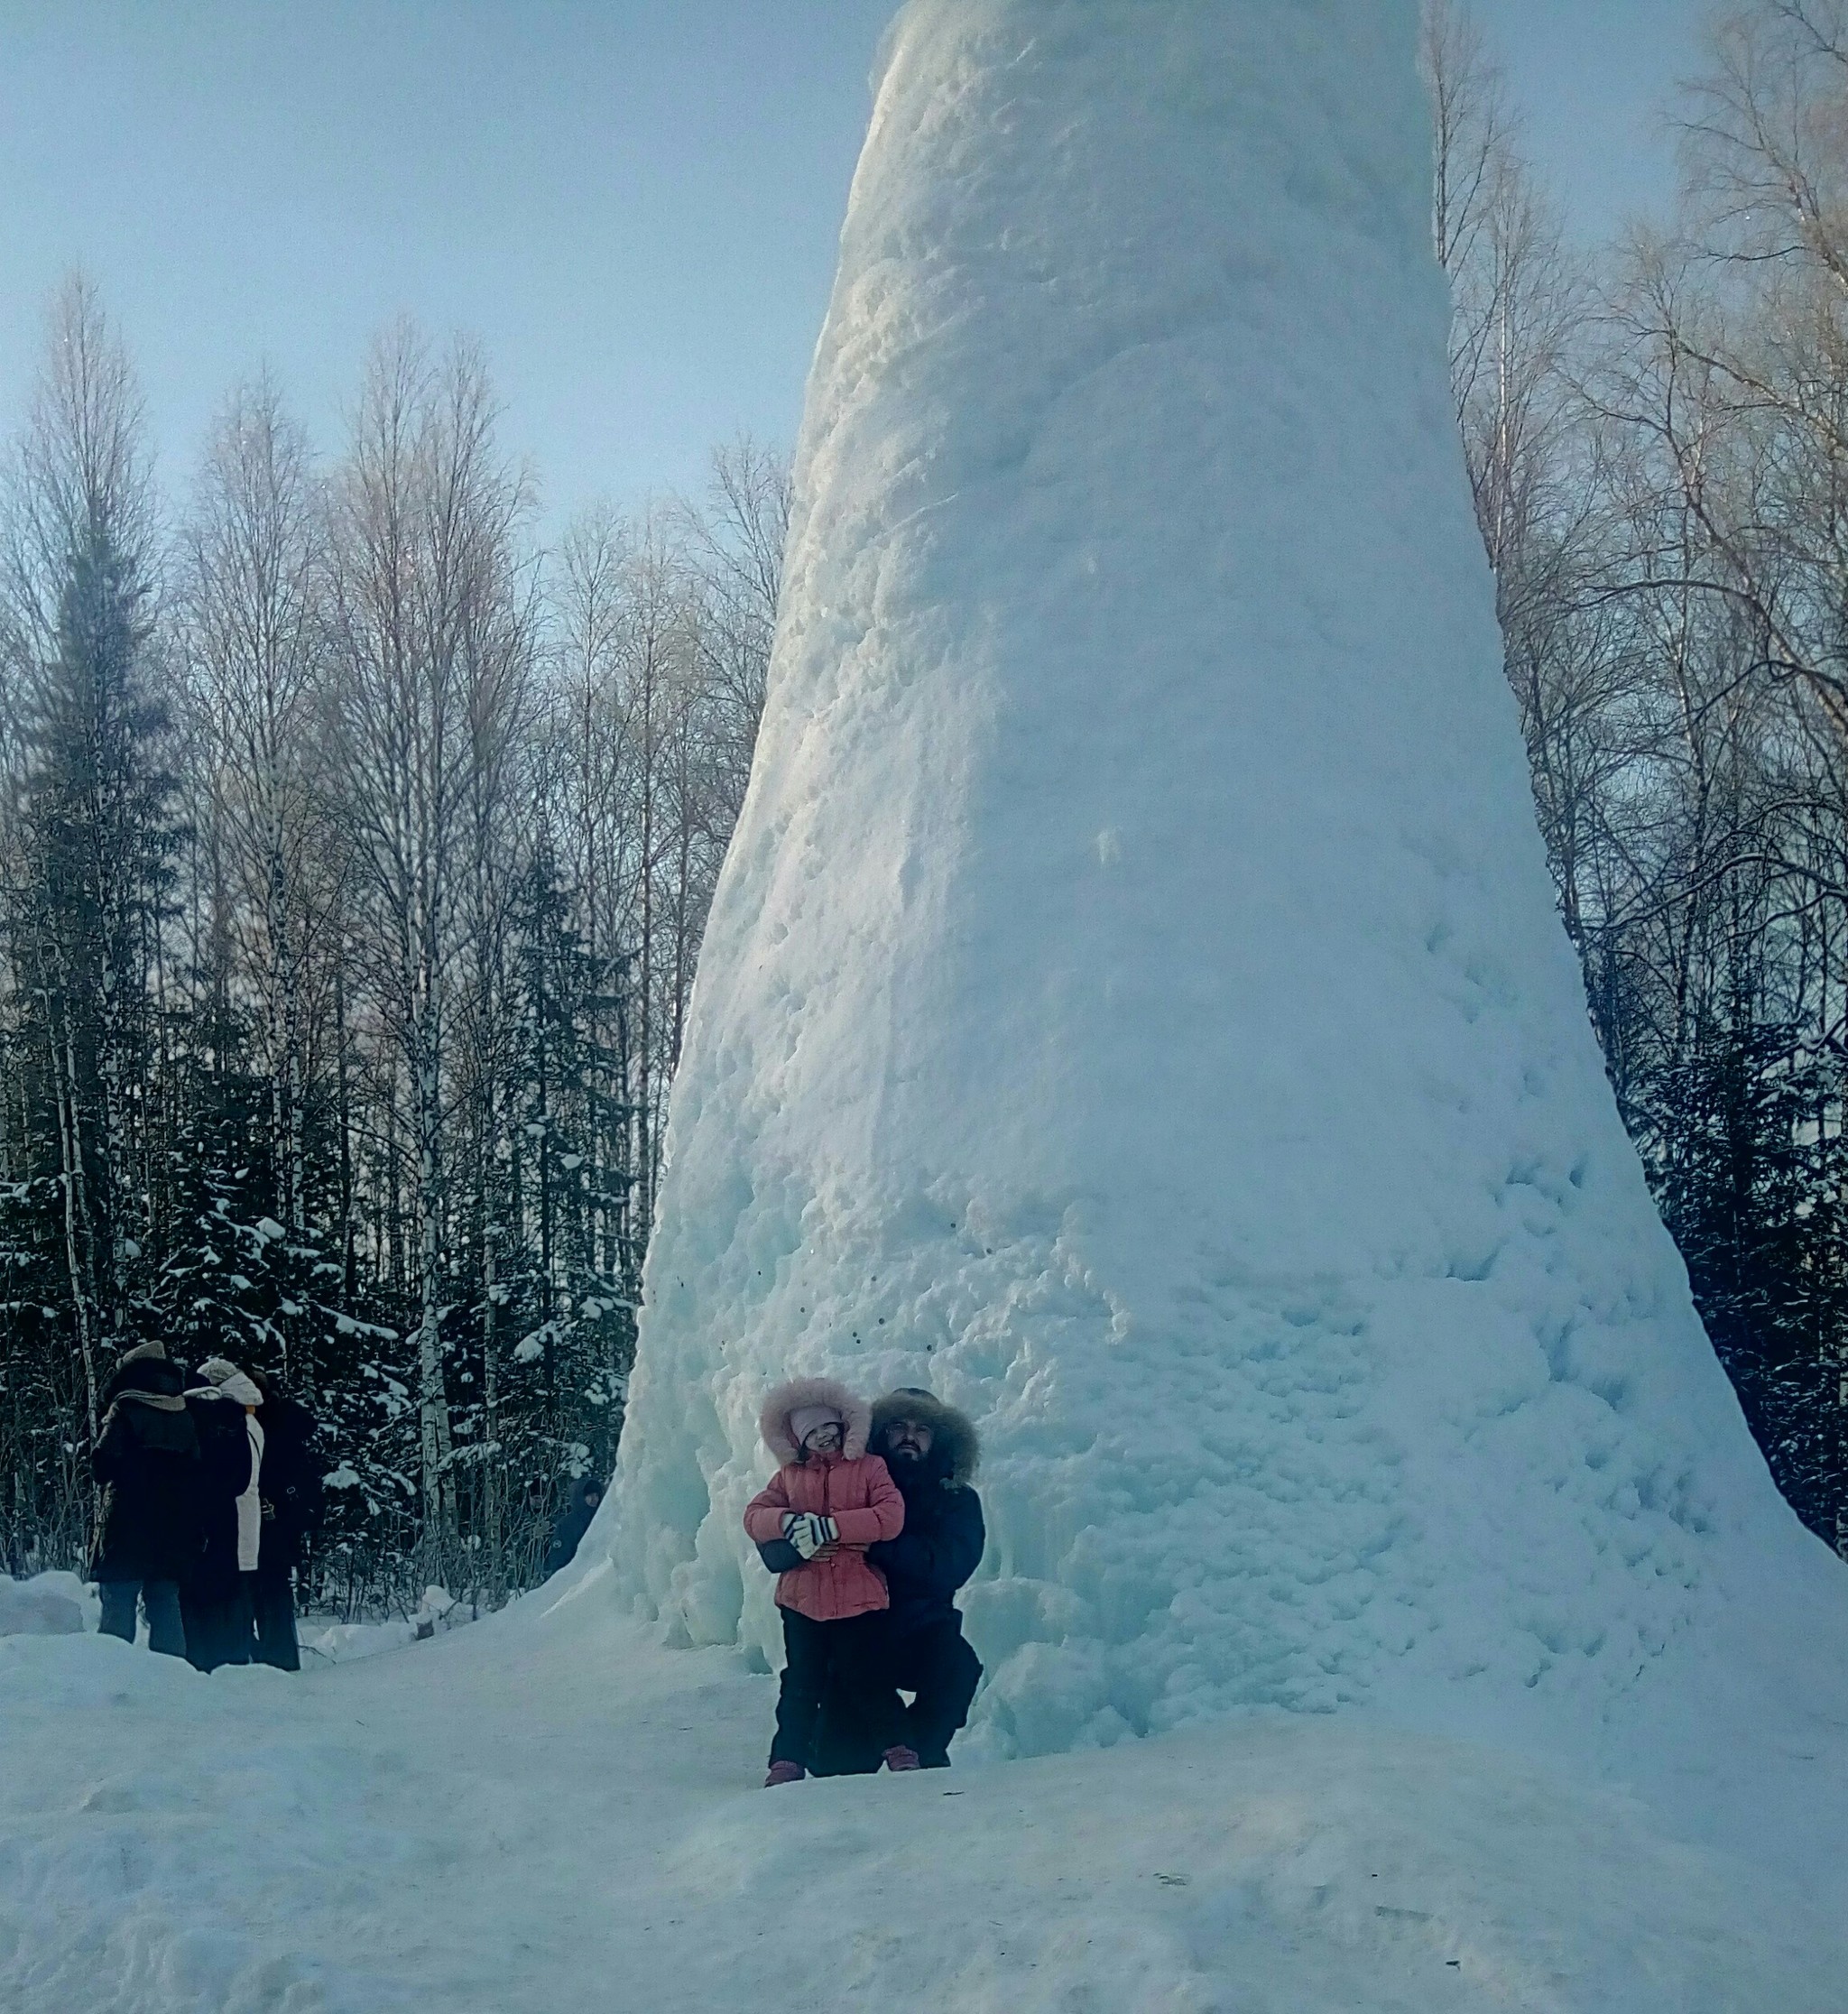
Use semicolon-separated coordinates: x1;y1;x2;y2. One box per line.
0;2;1711;525
1475;0;1708;243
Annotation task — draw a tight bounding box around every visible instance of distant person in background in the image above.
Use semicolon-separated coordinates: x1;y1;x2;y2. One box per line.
90;1340;199;1658
544;1476;605;1576
180;1358;263;1672
248;1368;323;1672
816;1388;984;1773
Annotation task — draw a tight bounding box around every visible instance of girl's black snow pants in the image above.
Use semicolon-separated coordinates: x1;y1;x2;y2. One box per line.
770;1607;906;1769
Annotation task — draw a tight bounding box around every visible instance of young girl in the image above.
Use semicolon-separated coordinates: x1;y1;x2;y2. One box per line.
743;1376;917;1785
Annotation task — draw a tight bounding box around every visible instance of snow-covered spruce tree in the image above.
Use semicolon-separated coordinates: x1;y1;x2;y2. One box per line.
0;280;175;1566
151;934;337;1393
430;819;633;1597
509;839;634;1471
0;1039;86;1570
1652;1022;1848;1539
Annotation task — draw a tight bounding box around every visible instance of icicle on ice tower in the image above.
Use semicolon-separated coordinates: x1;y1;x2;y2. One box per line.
611;0;1843;1758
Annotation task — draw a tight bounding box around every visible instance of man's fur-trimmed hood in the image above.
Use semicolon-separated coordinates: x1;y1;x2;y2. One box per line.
758;1377;871;1464
870;1389;980;1487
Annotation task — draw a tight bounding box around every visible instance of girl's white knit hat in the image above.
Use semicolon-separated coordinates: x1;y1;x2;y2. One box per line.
789;1402;845;1447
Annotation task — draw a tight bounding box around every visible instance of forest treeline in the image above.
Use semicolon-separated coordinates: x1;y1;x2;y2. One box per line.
0;290;787;1608
1428;0;1848;1547
5;0;1845;1613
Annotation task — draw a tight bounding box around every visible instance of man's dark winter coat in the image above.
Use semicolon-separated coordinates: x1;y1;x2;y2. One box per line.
544;1476;605;1575
864;1390;985;1640
180;1385;258;1672
812;1389;986;1775
255;1388;324;1573
251;1381;321;1674
183;1387;255;1595
90;1343;202;1584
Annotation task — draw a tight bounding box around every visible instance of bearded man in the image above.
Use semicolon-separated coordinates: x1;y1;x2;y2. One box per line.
815;1386;985;1772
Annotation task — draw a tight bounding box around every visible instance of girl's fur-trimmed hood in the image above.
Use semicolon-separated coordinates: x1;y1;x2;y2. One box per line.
870;1388;980;1486
758;1376;871;1464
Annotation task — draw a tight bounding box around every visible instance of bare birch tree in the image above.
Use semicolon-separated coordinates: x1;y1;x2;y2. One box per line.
323;326;534;1557
181;375;331;1262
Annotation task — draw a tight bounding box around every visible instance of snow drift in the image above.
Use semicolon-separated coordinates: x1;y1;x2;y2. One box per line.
10;1593;1845;2012
0;1573;90;1639
609;0;1848;1769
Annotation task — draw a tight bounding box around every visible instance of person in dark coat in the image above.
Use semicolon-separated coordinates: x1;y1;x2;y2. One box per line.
543;1475;605;1576
248;1369;323;1672
179;1361;259;1672
90;1340;200;1658
815;1387;985;1771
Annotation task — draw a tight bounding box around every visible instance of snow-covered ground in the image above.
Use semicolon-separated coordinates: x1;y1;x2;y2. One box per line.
297;1588;476;1667
4;1568;1843;2013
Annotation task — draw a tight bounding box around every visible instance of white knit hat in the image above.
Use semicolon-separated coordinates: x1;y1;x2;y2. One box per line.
197;1357;263;1408
789;1401;845;1448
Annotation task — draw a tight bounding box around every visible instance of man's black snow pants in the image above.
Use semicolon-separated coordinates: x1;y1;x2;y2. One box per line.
253;1566;301;1671
770;1608;906;1771
894;1619;982;1766
814;1615;983;1773
180;1575;255;1673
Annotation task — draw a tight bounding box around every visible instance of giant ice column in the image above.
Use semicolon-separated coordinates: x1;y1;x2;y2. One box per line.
611;0;1844;1760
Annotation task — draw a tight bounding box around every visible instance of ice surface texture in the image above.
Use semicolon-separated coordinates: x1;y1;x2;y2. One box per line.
610;0;1846;1762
